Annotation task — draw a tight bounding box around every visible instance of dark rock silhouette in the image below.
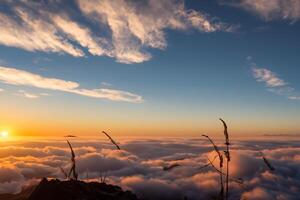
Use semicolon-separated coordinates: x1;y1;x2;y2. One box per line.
0;178;140;200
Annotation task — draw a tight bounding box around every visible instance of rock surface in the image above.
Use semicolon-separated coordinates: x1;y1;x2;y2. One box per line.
0;178;140;200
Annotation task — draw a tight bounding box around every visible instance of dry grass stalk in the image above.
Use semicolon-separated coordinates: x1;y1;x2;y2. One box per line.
59;167;68;179
67;140;78;180
202;134;224;199
202;135;223;168
163;163;180;171
207;157;243;185
257;149;275;171
262;156;275;171
198;155;218;170
256;147;276;172
86;169;89;179
102;131;121;150
64;135;77;138
219;118;230;200
100;171;108;183
219;119;229;146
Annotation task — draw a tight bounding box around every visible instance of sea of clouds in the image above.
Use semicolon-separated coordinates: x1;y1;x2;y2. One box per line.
0;137;299;200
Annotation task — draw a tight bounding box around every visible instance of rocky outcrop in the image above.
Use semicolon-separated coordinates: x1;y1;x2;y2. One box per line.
0;178;140;200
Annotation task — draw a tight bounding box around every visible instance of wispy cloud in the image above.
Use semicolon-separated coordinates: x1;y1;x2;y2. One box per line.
0;66;143;103
40;93;50;96
224;0;300;22
0;0;235;64
77;0;236;63
0;88;4;92
16;90;40;99
252;65;300;100
101;82;112;87
15;90;51;99
252;68;286;87
288;96;300;100
32;57;51;64
0;9;84;57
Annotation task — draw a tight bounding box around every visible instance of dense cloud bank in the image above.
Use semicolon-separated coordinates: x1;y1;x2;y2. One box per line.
0;137;299;199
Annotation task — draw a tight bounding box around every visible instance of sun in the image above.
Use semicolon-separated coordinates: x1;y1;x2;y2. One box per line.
0;131;9;139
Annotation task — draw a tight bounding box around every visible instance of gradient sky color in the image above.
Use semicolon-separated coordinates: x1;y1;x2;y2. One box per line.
0;0;299;137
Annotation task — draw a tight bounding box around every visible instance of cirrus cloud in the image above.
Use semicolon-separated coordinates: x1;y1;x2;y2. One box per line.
251;63;300;101
223;0;300;22
0;65;143;103
0;0;235;64
252;67;286;87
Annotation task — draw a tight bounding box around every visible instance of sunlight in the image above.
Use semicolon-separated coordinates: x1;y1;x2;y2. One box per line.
0;131;9;139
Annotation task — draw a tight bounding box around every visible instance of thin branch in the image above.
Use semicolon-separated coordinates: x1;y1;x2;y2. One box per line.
163;163;180;171
219;118;229;146
262;156;275;171
219;118;230;200
258;149;275;171
207;157;243;185
102;131;121;150
64;135;77;138
198;155;218;170
66;140;78;180
202;135;223;168
59;167;68;179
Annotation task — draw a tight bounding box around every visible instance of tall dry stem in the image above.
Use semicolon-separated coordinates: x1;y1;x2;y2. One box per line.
67;140;78;180
219;118;230;200
102;131;121;150
202;134;224;199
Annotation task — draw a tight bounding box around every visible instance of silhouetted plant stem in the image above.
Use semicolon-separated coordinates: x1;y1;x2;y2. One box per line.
67;140;78;180
206;157;243;185
102;131;121;150
219;118;230;200
225;145;229;200
202;135;224;200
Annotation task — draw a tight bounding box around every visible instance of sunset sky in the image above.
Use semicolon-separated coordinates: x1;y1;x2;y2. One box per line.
0;0;300;138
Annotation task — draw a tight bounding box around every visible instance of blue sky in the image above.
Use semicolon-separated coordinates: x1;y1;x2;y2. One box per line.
0;0;299;137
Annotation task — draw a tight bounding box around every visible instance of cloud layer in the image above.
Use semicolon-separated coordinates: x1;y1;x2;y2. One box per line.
0;0;234;64
0;137;299;199
0;66;143;103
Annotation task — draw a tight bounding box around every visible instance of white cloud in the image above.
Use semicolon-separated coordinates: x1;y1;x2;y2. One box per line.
101;82;112;87
14;90;50;99
228;0;300;21
0;0;234;64
288;96;300;100
0;9;84;57
0;66;79;90
252;66;300;101
0;65;143;103
39;93;50;96
77;0;235;63
16;90;40;99
50;14;112;57
252;67;286;87
0;88;4;92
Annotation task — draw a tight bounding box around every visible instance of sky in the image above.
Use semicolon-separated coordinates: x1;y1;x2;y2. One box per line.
0;0;300;137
